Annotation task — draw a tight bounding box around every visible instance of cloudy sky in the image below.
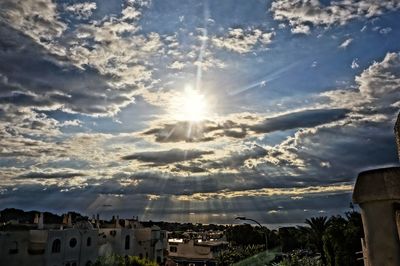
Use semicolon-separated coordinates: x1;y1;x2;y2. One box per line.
1;0;400;225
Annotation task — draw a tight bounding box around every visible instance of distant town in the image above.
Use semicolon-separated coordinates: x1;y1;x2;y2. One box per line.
0;207;365;266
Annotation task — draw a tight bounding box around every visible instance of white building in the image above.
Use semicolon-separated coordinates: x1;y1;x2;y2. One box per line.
167;239;228;266
0;212;167;266
0;220;98;266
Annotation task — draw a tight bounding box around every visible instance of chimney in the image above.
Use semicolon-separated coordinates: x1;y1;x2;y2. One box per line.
116;215;120;228
67;213;72;227
38;212;44;229
34;213;39;224
96;214;100;228
62;214;68;225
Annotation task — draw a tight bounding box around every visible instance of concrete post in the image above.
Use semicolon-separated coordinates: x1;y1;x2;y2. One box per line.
395;112;400;161
353;167;400;266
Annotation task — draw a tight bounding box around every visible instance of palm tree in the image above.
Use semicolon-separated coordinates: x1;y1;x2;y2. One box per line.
305;216;329;263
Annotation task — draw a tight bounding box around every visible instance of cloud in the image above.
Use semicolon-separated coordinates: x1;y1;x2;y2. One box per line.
0;0;66;45
356;52;400;101
212;28;275;53
270;0;400;33
251;108;349;133
351;59;359;69
15;171;85;180
121;148;213;165
339;38;353;49
142;120;247;142
64;2;97;19
379;27;392;34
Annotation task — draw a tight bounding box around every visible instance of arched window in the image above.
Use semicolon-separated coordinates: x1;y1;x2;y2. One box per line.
124;235;130;250
69;238;77;248
51;239;61;253
86;237;92;247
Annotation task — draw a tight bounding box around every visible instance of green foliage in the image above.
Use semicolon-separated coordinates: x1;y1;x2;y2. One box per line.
304;216;329;263
322;212;364;266
279;227;309;252
275;251;323;266
93;254;158;266
226;224;266;246
216;244;265;265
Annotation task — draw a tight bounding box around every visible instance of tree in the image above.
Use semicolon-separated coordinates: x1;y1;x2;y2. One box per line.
322;212;364;266
304;216;329;263
93;255;158;266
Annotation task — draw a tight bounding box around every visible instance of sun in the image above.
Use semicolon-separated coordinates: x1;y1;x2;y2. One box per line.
170;85;209;122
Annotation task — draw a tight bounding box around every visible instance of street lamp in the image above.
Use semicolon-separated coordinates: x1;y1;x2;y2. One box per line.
235;216;268;253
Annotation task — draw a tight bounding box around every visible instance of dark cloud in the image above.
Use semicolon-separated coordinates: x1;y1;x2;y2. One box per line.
143;120;245;142
143;109;349;144
15;171;85;179
121;148;213;165
251;108;349;133
0;22;137;116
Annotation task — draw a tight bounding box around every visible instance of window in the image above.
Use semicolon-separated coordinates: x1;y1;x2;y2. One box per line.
72;263;77;266
52;239;61;253
87;237;92;247
86;261;92;266
69;238;77;248
157;256;161;263
169;246;177;252
139;253;143;259
125;235;130;250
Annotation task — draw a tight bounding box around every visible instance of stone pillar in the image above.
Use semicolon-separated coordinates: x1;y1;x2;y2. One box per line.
395;112;400;161
353;167;400;266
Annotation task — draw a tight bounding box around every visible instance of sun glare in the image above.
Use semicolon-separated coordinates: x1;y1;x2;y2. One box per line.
171;85;209;121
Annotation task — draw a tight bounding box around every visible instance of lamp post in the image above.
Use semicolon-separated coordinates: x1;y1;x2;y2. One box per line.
235;216;268;253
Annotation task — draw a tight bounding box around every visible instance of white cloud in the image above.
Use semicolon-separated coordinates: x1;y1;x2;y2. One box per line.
0;0;67;45
356;52;400;100
351;58;359;69
212;28;275;53
339;38;353;49
64;2;97;19
379;27;392;34
168;61;186;70
270;0;400;34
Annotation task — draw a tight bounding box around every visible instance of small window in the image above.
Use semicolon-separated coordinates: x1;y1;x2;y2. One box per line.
169;246;177;252
69;238;77;248
52;239;61;253
125;235;130;250
86;237;92;247
86;261;92;266
139;253;143;259
72;263;77;266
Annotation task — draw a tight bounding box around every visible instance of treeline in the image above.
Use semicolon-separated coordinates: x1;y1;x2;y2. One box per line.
219;211;364;266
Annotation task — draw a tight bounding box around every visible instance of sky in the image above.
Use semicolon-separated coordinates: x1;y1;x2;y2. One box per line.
0;0;400;226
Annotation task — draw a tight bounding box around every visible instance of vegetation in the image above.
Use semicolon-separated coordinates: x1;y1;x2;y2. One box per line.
274;251;322;266
217;244;266;265
93;254;158;266
223;210;364;266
